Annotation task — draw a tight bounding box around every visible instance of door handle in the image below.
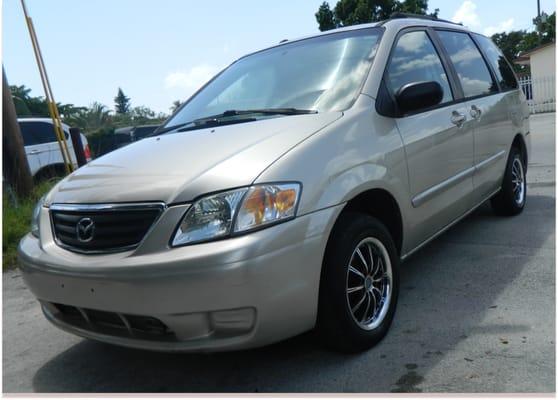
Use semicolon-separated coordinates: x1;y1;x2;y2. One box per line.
451;111;466;127
470;105;482;120
28;150;40;155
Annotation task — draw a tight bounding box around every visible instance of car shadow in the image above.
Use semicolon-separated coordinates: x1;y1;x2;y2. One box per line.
31;194;555;393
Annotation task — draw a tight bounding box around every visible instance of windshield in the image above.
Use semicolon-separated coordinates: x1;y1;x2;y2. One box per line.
163;28;382;129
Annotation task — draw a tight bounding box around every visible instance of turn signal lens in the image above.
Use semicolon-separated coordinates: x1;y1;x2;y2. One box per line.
234;183;300;233
31;195;46;238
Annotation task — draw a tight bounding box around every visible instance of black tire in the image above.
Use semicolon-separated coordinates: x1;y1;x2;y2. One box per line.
317;212;400;353
491;147;526;216
34;164;66;183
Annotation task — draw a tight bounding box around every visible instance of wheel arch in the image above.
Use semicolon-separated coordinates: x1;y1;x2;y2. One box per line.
512;133;528;168
33;163;67;182
334;188;404;256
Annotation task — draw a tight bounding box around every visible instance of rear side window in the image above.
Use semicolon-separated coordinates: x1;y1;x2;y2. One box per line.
386;30;453;105
19;121;58;145
436;30;497;98
473;34;518;90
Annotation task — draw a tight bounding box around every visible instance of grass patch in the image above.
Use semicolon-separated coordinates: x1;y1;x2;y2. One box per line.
2;179;59;270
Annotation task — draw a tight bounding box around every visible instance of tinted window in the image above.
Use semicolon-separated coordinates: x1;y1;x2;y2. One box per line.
436;30;497;98
474;34;518;90
19;121;58;146
386;30;453;105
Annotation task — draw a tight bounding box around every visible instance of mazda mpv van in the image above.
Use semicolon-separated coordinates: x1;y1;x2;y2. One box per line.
19;14;530;353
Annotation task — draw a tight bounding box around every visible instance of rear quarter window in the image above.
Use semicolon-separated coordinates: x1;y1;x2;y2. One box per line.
473;34;518;91
436;30;498;98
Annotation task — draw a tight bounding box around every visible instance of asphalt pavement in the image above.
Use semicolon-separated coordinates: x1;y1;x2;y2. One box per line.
3;113;555;393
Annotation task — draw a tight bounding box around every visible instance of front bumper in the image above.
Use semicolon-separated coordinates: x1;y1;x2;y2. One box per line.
18;204;343;352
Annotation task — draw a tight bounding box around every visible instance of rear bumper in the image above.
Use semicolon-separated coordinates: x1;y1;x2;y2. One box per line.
18;204;343;352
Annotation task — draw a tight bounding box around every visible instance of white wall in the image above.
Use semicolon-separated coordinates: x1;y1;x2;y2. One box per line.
530;44;556;112
530;44;556;79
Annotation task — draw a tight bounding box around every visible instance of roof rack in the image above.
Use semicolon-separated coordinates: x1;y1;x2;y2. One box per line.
389;12;463;26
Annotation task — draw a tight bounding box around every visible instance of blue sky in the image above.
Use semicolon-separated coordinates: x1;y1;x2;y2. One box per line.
3;0;556;114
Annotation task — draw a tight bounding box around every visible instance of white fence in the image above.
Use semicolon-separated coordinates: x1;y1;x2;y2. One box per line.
518;75;556;114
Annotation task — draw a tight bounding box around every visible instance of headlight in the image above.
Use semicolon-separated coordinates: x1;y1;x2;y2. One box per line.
31;195;46;238
172;183;301;246
172;188;247;246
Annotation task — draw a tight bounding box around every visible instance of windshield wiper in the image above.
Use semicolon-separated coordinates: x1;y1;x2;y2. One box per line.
156;108;318;135
175;108;318;132
177;117;258;132
152;122;192;136
197;108;318;120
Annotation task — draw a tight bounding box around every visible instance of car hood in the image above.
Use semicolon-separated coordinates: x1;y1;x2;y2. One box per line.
47;112;342;205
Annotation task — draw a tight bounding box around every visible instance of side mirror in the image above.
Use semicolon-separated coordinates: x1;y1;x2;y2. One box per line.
395;81;443;114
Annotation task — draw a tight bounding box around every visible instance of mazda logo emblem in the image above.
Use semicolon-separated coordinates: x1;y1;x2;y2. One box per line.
76;217;95;243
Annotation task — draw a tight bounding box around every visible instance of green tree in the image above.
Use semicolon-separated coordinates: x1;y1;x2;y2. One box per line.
315;0;437;31
492;31;530;63
10;85;32;116
10;84;85;119
533;12;556;43
396;0;438;17
66;102;112;133
491;12;555;73
170;100;183;113
315;2;337;31
114;87;131;114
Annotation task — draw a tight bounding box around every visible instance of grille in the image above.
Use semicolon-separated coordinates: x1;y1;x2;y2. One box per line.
48;302;175;340
50;203;164;253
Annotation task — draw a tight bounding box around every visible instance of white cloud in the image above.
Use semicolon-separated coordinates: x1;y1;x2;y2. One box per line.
164;64;219;95
452;1;516;37
452;0;481;28
483;18;515;36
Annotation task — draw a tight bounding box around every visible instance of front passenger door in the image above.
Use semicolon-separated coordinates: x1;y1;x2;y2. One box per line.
385;29;474;245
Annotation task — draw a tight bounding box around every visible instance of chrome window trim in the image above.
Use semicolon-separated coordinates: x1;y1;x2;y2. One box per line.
49;202;167;255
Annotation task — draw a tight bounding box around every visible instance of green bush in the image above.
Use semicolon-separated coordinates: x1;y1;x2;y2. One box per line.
2;179;59;270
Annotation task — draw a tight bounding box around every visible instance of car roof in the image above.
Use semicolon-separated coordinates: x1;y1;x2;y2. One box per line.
17;117;71;130
380;16;472;33
238;16;474;61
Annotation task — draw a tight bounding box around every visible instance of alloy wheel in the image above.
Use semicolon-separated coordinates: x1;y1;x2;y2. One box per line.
511;157;525;206
345;237;392;330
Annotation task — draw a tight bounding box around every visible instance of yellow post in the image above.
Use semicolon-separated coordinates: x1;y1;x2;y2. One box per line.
20;0;73;174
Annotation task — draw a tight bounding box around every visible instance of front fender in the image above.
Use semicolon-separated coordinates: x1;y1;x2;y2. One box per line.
254;95;411;236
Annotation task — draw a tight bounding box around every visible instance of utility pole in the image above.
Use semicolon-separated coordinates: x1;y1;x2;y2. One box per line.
537;0;541;18
20;0;74;175
3;66;33;197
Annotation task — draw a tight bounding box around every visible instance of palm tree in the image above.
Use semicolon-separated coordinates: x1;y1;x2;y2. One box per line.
170;100;182;113
10;85;32;103
65;102;112;133
10;85;33;116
